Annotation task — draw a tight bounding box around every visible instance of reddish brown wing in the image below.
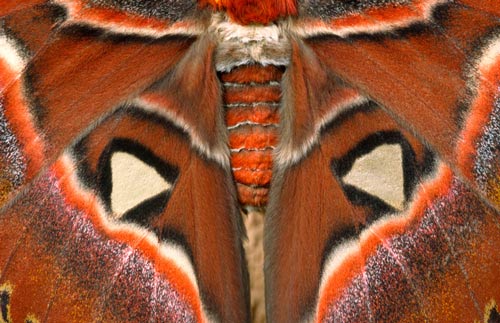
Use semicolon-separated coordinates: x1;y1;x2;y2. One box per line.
0;1;249;322
265;1;500;322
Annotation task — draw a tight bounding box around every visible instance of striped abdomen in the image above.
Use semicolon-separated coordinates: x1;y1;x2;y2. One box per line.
220;65;284;207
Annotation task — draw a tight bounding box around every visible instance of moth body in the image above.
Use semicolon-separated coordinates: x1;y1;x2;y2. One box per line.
211;15;291;207
221;64;284;206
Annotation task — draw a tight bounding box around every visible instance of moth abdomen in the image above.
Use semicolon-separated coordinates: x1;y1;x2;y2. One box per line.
220;64;285;207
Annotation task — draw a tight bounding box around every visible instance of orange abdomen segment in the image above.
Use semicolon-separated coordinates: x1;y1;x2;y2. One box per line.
221;64;284;206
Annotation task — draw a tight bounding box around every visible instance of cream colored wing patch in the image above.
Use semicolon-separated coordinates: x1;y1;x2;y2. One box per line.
342;144;404;210
110;151;172;216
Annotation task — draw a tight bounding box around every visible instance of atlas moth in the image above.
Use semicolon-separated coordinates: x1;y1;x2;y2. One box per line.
0;0;499;322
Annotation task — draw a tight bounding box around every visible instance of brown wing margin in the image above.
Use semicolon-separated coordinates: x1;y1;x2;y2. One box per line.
265;1;500;322
0;2;250;322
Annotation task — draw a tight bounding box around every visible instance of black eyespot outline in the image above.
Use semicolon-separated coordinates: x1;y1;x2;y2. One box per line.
332;131;434;211
97;137;179;227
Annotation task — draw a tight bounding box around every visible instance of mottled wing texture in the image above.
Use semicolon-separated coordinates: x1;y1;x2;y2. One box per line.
265;0;500;322
0;1;249;322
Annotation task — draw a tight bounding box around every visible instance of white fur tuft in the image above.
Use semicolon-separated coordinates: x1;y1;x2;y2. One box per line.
210;13;292;71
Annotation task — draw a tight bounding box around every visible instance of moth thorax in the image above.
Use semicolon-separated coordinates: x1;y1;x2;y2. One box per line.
219;64;285;207
210;13;291;72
